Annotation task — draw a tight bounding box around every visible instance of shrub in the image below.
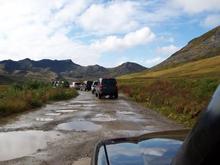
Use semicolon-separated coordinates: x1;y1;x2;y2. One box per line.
118;78;219;127
0;81;78;118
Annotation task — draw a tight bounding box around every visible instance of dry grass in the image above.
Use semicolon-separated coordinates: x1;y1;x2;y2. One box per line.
0;82;78;117
120;55;220;79
118;56;220;127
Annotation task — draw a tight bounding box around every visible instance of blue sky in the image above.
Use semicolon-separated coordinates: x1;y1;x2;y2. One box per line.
0;0;219;67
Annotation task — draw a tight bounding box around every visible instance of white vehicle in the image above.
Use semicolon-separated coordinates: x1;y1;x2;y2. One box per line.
70;82;81;90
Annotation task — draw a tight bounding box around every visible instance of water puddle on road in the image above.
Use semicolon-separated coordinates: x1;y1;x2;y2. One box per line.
36;117;54;122
117;111;136;115
70;100;94;104
55;110;77;113
91;114;116;122
116;111;146;122
67;104;83;107
74;111;92;117
56;121;102;132
0;131;47;161
45;112;61;116
84;104;97;107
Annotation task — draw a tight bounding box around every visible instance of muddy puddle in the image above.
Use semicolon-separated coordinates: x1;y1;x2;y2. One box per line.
45;112;61;116
116;111;146;122
117;111;136;115
91;114;116;122
70;100;95;104
36;117;54;122
0;131;47;161
56;120;102;132
55;110;78;113
74;111;92;117
83;104;97;107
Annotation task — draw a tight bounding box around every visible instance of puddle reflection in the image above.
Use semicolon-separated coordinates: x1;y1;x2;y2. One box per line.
57;120;102;131
91;114;116;122
0;131;47;161
55;109;77;113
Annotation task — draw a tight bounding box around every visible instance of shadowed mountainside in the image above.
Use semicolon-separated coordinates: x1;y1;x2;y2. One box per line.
0;59;146;83
155;26;220;69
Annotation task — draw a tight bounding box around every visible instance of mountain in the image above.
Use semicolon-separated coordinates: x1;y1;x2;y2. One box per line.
0;59;146;83
0;58;80;73
155;26;220;69
110;62;147;77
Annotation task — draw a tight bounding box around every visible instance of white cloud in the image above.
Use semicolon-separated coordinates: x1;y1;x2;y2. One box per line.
0;28;100;65
144;44;180;67
0;0;219;67
141;4;180;25
145;57;163;67
156;44;180;56
50;0;92;29
78;1;139;34
171;0;220;14
91;27;155;52
202;14;220;28
0;0;157;66
0;0;98;65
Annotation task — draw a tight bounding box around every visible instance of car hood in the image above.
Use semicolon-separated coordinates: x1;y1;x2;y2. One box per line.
92;129;189;165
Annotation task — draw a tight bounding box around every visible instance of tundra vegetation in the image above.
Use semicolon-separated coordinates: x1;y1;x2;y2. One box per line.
118;56;220;127
0;81;78;117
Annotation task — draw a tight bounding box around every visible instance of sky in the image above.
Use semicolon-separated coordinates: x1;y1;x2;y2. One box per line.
0;0;220;67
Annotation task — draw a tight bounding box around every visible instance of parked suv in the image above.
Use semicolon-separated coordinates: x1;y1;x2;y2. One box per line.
70;82;81;90
95;78;118;99
80;80;93;91
91;81;98;94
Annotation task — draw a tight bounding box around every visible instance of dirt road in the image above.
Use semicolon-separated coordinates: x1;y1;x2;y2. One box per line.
0;91;183;165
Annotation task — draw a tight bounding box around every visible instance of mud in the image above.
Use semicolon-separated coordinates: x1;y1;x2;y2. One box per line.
0;91;183;165
0;130;63;162
56;120;102;131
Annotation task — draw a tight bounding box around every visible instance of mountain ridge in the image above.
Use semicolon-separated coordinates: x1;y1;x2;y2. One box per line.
0;59;146;82
155;26;220;69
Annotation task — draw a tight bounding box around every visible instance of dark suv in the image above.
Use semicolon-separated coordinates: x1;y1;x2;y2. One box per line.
81;80;93;91
91;81;98;94
95;78;118;99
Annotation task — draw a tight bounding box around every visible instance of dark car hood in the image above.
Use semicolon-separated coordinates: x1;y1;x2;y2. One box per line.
92;130;189;165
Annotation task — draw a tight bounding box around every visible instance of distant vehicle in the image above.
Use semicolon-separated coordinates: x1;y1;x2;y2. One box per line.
95;78;118;99
70;82;81;90
80;81;93;91
91;81;98;94
52;80;69;88
91;85;220;165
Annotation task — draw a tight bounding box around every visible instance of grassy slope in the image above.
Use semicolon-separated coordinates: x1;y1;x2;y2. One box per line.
120;55;220;79
118;56;220;127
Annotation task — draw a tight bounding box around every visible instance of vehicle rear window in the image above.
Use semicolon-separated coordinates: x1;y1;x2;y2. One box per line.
102;79;117;86
87;81;93;85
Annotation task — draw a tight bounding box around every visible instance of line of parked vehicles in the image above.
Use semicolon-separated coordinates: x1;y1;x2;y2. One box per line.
70;78;118;99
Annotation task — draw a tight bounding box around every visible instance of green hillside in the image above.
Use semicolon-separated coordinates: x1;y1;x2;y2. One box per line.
118;56;220;127
120;55;220;79
154;26;220;68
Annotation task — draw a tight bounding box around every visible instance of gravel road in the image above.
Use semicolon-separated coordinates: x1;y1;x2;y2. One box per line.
0;91;183;165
